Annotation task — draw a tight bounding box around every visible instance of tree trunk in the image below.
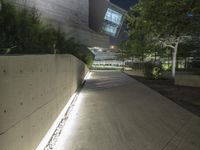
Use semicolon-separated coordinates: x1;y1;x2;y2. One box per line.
172;41;179;78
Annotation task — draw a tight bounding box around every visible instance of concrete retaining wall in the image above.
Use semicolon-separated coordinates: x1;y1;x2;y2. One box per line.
175;74;200;87
0;54;88;150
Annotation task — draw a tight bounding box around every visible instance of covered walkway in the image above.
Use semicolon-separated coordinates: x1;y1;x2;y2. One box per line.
54;71;200;150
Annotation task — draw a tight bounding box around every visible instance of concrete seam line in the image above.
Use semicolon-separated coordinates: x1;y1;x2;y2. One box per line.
0;97;57;136
160;117;192;150
0;70;89;135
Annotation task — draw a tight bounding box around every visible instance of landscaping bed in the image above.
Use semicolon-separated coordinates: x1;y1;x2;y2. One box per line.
129;75;200;117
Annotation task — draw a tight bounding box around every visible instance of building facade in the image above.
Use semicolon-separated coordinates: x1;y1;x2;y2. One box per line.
10;0;110;48
89;0;126;39
89;0;127;63
10;0;127;62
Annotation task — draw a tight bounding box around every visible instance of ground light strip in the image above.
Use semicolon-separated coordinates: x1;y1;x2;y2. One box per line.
36;72;91;150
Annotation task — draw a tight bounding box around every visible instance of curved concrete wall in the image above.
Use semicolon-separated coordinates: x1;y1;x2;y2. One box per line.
89;0;109;32
0;54;88;150
11;0;89;27
9;0;110;48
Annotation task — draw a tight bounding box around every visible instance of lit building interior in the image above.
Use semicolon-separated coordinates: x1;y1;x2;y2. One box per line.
102;8;124;37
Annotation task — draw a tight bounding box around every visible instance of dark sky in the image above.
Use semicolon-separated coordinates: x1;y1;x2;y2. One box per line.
110;0;138;10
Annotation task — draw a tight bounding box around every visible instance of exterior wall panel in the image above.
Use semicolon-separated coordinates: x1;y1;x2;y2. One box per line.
89;0;109;32
0;55;88;150
9;0;110;48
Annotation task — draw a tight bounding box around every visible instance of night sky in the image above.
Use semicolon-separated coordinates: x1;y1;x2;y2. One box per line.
110;0;138;10
109;0;139;45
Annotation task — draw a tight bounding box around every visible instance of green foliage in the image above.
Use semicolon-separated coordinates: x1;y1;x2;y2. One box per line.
181;37;200;58
126;0;200;48
68;40;94;67
163;63;172;71
178;36;200;72
144;61;163;79
56;37;94;67
139;0;200;37
118;30;148;61
117;41;129;61
0;1;47;54
126;0;200;77
0;1;94;66
127;0;200;45
191;60;200;69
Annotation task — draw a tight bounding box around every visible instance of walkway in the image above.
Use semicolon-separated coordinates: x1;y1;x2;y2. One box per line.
54;71;200;150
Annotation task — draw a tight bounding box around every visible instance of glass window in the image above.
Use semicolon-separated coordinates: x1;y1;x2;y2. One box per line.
104;8;123;25
102;23;119;37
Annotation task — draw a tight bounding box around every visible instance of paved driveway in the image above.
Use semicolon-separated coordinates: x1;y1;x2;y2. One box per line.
55;71;200;150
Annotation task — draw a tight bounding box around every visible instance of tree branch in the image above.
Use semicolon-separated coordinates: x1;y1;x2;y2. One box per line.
163;43;175;49
158;39;175;49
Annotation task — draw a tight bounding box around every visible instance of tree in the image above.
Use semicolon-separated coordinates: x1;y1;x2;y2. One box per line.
128;29;148;61
119;29;150;63
127;0;200;78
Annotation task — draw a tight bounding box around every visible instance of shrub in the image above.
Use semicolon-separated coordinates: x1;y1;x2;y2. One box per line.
191;60;200;69
57;37;94;67
0;0;94;66
144;61;163;79
75;45;94;68
0;1;47;54
189;60;200;75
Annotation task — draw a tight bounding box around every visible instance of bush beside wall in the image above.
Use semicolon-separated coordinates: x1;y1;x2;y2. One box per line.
0;0;94;67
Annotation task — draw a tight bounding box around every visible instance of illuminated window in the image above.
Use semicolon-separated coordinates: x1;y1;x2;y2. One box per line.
103;24;118;36
102;8;123;37
104;8;123;25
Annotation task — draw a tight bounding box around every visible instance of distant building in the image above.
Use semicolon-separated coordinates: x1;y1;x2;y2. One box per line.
101;3;126;38
89;0;126;40
89;0;127;63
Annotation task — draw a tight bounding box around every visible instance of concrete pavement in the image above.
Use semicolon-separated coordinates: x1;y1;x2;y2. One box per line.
54;71;200;150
